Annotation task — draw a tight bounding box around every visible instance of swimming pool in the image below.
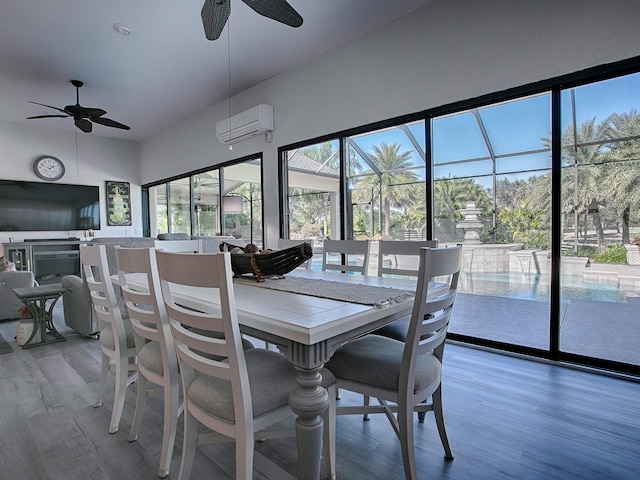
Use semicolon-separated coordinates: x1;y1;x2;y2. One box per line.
459;272;636;303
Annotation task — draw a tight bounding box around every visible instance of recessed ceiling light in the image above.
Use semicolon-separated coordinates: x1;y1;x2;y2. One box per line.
113;23;132;35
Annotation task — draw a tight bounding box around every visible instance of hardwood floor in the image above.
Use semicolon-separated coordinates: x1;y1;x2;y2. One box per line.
1;309;639;480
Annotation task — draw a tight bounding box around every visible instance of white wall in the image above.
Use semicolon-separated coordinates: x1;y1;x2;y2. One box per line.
0;120;140;244
140;0;640;248
2;0;639;246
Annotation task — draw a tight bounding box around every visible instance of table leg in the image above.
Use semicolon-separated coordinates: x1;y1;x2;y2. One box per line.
288;365;330;480
21;293;66;349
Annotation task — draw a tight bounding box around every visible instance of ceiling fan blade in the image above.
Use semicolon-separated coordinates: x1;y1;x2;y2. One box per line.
202;0;231;41
241;0;303;27
28;101;68;114
74;117;93;133
91;116;131;130
66;105;106;118
27;114;69;119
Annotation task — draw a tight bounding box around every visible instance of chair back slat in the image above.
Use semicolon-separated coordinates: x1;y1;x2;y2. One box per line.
401;246;462;392
377;240;438;277
115;247;174;352
80;244;128;351
155;250;251;418
322;239;370;275
154;239;203;253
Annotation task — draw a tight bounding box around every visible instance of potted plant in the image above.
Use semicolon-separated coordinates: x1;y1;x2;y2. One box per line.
625;236;640;266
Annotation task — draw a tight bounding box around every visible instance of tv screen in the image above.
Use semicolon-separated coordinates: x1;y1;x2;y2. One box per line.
0;180;100;231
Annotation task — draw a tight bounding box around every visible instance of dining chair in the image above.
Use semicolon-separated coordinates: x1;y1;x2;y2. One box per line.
154;250;337;480
80;244;138;434
325;245;462;480
277;238;313;269
115;246;183;479
153;239;203;253
374;240;438;342
322;239;370;275
377;240;438;278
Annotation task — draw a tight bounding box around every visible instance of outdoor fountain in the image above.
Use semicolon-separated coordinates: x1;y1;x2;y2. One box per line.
456;202;485;244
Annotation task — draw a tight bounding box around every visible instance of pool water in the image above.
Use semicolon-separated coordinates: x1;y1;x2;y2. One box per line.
459;272;635;303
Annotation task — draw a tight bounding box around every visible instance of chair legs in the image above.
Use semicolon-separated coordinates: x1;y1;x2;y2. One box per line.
432;386;453;459
157;381;181;478
110;353;135;434
94;351;137;434
128;375;149;442
94;352;110;408
398;398;418;480
237;435;254;480
177;411;199;480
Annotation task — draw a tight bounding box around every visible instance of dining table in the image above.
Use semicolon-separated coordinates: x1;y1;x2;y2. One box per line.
114;267;436;480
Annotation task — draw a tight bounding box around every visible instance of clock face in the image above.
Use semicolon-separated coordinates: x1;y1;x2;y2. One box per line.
34;156;65;181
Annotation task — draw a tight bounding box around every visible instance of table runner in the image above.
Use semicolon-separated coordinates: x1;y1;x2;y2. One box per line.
233;275;414;307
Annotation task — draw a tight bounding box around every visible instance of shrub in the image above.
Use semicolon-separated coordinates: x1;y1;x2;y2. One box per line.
592;244;627;264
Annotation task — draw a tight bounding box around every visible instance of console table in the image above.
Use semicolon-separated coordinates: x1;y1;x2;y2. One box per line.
13;283;67;349
3;239;83;285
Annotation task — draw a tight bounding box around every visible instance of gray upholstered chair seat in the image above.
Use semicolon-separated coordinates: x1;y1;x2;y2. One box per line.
138;341;163;375
188;348;335;423
100;317;136;351
373;317;411;342
325;334;440;393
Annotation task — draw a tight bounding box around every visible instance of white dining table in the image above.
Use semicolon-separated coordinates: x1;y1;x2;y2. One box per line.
114;268;429;480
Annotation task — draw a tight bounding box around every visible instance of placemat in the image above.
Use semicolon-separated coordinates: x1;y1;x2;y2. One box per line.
0;331;13;355
233;275;414;307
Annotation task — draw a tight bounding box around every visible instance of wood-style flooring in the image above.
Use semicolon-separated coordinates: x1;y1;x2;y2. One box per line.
1;312;639;480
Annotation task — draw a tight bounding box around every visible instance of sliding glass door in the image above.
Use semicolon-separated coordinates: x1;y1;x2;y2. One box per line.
432;94;553;349
559;73;640;366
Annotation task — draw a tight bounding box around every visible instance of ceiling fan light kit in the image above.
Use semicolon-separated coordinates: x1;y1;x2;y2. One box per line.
26;79;131;133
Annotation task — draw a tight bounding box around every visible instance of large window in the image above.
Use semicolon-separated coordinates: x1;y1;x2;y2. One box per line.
280;66;640;376
145;156;263;247
432;94;552;349
559;73;640;364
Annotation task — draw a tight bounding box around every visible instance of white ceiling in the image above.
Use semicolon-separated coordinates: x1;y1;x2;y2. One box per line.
0;0;432;141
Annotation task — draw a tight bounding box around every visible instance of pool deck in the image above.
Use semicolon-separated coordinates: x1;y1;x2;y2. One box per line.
451;292;640;366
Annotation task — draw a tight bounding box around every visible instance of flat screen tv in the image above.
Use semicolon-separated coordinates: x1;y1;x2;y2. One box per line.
0;180;100;231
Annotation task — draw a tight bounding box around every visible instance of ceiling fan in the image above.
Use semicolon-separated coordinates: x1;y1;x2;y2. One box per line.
201;0;303;41
26;80;130;133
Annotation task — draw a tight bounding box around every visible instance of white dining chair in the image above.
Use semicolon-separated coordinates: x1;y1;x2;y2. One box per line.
374;240;439;342
154;250;337;480
153;239;202;253
325;245;462;480
80;244;138;434
377;240;438;278
115;246;183;479
322;239;370;275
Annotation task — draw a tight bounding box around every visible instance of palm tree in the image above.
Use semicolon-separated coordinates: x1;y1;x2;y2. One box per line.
556;117;611;251
353;142;419;237
602;110;640;243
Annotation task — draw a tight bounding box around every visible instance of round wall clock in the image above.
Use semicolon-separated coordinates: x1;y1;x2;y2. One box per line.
33;155;65;181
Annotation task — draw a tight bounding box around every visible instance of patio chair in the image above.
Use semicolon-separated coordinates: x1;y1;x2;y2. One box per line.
115;246;182;478
154;250;337;480
81;244;138;434
325;245;462;480
322;239;370;275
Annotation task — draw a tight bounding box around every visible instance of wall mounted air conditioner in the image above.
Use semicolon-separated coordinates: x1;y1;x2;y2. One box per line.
216;104;274;145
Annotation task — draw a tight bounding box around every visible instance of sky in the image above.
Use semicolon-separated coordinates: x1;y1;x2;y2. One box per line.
348;71;640;185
